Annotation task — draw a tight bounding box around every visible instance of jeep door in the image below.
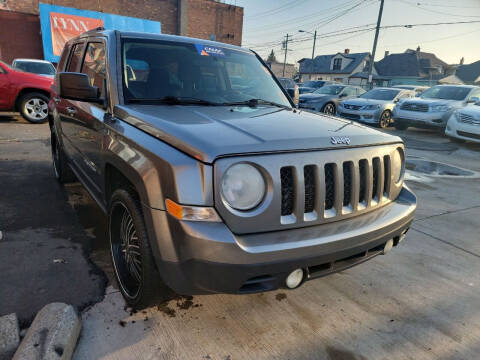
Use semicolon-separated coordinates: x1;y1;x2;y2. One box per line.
58;40;107;198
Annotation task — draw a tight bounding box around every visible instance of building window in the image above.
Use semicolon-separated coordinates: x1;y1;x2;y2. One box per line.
333;58;342;70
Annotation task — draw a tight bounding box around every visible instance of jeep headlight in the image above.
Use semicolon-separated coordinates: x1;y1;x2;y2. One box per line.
391;147;405;184
363;104;380;110
221;164;265;210
431;105;451;112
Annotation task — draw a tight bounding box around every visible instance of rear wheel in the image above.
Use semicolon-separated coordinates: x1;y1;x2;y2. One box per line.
109;189;171;308
322;102;336;115
379;110;392;128
19;92;49;123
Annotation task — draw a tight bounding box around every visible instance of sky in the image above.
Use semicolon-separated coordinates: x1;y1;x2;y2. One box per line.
231;0;480;67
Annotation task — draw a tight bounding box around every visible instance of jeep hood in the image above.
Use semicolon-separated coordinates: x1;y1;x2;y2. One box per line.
114;105;401;163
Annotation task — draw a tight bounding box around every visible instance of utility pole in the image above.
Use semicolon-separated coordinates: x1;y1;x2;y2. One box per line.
368;0;384;89
312;29;317;60
282;33;289;77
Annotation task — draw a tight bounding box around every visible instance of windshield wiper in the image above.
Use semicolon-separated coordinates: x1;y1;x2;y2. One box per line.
222;98;291;109
127;96;220;106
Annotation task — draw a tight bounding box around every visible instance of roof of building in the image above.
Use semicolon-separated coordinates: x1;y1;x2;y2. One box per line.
298;52;370;75
375;49;448;78
455;60;480;84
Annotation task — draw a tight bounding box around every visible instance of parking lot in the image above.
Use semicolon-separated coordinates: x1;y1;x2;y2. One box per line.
1;114;479;359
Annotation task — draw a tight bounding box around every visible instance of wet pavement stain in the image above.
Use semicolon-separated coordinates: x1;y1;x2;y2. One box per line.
275;293;287;301
325;346;367;360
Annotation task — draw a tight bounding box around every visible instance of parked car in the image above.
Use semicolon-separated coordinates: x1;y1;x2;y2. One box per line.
338;87;415;128
12;58;56;79
0;60;53;123
298;80;336;94
278;77;299;105
392;85;429;96
392;85;480;130
445;100;480;143
50;29;416;308
299;84;365;114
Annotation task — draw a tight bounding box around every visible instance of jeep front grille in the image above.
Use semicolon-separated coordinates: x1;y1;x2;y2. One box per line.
280;155;391;221
214;144;404;234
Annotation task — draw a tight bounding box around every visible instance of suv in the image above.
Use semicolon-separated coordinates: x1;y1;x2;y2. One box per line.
49;29;416;308
393;85;480;130
12;58;56;79
0;60;53;123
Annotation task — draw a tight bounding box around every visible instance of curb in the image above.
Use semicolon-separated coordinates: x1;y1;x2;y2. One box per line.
13;303;81;360
0;313;20;360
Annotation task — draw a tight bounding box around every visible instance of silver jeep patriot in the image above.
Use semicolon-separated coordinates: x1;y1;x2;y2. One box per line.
49;29;417;308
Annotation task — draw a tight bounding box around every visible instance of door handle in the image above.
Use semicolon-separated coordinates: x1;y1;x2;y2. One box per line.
66;107;77;116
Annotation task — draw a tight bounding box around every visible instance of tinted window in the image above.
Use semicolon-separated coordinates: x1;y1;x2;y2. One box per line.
278;78;294;88
303;80;325;88
121;39;290;107
421;86;471;101
14;61;56;75
342;87;357;97
67;43;85;72
313;85;344;95
81;42;106;97
360;88;400;100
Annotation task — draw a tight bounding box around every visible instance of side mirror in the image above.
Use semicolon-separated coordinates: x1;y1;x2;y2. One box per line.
468;96;479;104
393;98;399;103
339;93;347;98
58;72;100;102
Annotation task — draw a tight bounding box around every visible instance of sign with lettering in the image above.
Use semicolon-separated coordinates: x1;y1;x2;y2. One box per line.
50;12;103;56
39;3;162;62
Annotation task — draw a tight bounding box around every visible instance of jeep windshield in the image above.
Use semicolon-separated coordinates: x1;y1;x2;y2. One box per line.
360;88;400;101
420;86;470;101
121;38;291;108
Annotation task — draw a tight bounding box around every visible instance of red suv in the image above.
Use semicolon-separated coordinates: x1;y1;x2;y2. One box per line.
0;60;54;123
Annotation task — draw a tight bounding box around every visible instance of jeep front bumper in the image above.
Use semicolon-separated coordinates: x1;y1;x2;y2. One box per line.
145;185;416;295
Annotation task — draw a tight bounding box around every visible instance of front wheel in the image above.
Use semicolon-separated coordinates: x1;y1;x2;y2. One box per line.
19;92;49;123
322;102;336;115
109;189;172;308
379;110;392;128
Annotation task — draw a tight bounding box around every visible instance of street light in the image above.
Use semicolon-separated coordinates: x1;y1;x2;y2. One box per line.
298;29;317;60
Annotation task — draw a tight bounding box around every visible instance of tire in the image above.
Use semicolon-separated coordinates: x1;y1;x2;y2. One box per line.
378;110;392;128
19;92;49;123
322;102;336;115
51;130;76;183
109;188;171;308
394;122;408;130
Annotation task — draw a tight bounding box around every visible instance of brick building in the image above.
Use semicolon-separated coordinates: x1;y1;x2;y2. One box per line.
0;0;243;63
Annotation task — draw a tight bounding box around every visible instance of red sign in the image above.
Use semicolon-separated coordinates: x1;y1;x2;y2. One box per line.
50;12;103;56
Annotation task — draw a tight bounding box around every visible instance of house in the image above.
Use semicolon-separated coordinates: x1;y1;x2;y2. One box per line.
375;47;449;86
297;49;375;83
440;60;480;85
346;72;390;88
266;60;296;79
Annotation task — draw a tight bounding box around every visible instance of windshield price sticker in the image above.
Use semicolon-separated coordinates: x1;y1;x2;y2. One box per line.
195;44;226;57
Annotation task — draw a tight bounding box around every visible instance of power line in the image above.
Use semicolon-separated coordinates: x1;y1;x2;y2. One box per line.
397;0;480;18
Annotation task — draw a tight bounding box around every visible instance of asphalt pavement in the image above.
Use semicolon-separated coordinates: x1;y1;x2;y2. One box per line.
0;115;106;327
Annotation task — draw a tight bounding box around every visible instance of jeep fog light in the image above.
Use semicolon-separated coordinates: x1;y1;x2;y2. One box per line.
286;269;304;289
165;199;221;222
221;163;265;210
391;148;405;184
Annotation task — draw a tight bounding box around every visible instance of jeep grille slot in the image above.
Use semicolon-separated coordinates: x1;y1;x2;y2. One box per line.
358;159;368;205
372;157;380;202
343;162;353;207
383;155;391;197
324;163;335;211
280;167;295;216
304;165;316;213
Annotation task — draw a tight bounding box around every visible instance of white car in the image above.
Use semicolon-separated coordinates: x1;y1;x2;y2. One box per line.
11;58;56;79
445;102;480;143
